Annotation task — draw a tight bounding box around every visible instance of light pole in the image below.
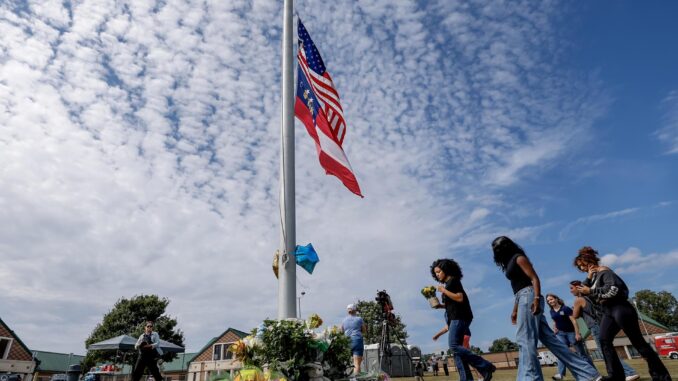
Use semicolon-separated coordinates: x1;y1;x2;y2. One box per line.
633;300;652;345
297;291;306;319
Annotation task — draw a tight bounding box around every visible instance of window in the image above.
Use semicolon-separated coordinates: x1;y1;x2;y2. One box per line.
224;348;233;360
213;344;222;361
0;337;12;359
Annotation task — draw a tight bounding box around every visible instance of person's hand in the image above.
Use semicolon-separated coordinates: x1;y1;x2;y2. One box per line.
531;298;541;315
554;327;559;334
511;310;517;325
577;285;591;295
436;285;445;293
587;266;597;278
575;333;582;342
432;335;439;341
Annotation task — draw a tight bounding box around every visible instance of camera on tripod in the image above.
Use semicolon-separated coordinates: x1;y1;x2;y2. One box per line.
375;290;396;325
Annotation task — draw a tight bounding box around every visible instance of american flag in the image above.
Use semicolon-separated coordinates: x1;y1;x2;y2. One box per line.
295;18;363;197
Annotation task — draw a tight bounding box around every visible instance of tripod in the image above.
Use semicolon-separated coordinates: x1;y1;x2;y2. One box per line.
376;315;412;376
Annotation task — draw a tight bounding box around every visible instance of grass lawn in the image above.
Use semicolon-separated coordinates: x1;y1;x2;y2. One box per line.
397;358;678;381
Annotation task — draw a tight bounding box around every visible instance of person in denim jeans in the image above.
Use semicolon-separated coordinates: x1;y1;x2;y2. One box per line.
431;259;496;381
492;236;602;381
546;293;593;380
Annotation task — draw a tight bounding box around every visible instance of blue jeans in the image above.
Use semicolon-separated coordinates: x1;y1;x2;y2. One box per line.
555;331;593;376
448;319;492;381
515;286;600;381
589;324;636;376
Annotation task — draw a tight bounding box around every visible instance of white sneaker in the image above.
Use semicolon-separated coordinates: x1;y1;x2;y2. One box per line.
625;375;640;381
552;375;563;381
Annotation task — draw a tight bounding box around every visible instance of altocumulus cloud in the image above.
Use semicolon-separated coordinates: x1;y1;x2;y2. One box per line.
1;0;606;353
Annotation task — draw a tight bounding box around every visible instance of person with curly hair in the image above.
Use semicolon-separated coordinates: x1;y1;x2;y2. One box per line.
431;258;496;381
545;293;593;380
491;236;601;381
574;246;671;381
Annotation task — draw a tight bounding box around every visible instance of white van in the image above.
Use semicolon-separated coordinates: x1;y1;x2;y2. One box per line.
538;351;558;366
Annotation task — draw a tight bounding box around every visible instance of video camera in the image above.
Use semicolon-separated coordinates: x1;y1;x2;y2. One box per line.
375;290;396;324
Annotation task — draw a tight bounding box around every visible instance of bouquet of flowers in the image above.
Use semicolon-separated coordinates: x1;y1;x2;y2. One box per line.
421;286;441;308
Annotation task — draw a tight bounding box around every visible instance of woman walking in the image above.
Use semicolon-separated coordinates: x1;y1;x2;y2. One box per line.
431;259;496;381
545;293;593;380
568;280;640;381
574;246;671;381
491;236;601;381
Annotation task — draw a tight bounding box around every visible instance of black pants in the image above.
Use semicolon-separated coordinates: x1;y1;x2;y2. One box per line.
132;354;163;381
598;301;671;381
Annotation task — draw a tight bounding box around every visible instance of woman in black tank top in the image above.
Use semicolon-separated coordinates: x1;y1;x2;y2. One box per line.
492;236;602;381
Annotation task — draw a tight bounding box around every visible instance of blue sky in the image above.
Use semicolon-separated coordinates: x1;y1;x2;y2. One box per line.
0;0;677;356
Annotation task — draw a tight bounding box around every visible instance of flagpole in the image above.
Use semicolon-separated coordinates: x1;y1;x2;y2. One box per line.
278;0;297;319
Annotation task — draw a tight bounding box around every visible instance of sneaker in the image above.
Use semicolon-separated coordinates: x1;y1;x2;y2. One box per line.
552;375;563;381
480;364;496;381
625;376;640;381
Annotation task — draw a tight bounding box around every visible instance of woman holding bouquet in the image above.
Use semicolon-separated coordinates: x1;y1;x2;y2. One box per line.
430;259;496;381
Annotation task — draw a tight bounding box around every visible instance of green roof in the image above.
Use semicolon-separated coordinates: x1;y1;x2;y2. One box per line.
33;351;85;372
637;310;670;330
163;353;197;372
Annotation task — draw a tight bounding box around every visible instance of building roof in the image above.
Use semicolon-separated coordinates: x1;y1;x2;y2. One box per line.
163;353;197;372
190;328;249;364
0;317;37;362
33;351;85;372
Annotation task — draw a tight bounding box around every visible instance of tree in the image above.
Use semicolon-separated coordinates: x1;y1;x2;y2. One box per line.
488;337;518;353
633;289;678;330
83;295;185;371
469;345;483;355
355;300;408;345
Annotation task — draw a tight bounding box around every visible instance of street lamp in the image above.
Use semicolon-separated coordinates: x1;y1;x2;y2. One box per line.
297;291;306;319
633;300;652;345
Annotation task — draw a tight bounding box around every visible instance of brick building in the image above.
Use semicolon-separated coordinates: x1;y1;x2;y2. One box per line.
0;317;37;381
186;328;248;381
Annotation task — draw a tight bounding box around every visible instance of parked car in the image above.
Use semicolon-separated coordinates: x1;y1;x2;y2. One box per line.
50;374;67;381
1;374;22;381
655;332;678;359
538;351;558;366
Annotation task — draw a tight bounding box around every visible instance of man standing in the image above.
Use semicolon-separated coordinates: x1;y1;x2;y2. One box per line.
342;304;366;377
132;321;164;381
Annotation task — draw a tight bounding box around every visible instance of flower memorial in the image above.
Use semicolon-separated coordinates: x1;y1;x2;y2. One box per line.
420;286;440;308
227;315;352;381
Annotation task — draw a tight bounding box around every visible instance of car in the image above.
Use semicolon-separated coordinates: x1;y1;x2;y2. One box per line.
654;332;678;359
1;374;22;381
50;374;67;381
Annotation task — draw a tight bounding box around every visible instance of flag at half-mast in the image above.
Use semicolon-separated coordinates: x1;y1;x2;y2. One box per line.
295;18;363;197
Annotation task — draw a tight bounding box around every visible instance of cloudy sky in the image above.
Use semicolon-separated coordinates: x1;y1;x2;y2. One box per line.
1;0;677;356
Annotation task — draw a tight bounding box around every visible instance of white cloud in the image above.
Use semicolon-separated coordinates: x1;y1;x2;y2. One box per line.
0;0;608;355
601;247;678;274
559;207;640;240
655;90;678;154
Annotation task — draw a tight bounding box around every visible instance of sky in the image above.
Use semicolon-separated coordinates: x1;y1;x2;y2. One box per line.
1;0;677;357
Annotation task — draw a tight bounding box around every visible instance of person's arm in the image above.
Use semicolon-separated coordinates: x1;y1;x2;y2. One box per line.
436;282;463;302
571;297;584;319
361;318;367;335
433;325;448;341
134;334;145;350
511;301;518;325
150;332;160;349
516;256;541;315
564;307;581;341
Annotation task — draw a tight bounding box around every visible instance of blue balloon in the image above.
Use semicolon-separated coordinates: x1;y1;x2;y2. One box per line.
295;243;319;274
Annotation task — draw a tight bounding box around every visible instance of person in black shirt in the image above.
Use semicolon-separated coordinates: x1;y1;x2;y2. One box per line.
431;259;496;381
574;246;671;381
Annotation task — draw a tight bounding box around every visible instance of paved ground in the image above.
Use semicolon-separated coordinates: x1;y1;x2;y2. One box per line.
401;358;677;381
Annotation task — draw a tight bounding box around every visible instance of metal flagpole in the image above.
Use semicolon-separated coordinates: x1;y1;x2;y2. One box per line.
278;0;297;319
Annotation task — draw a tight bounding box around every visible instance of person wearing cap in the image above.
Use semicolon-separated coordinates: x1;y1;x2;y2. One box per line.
342;303;366;376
